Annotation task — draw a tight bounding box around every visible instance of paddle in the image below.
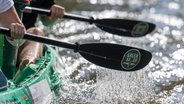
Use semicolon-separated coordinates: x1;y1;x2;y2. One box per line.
0;27;152;71
23;7;156;37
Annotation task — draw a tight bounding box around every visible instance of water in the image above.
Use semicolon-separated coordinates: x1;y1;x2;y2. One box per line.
42;0;184;103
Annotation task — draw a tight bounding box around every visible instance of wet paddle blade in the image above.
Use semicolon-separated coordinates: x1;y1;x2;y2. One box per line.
78;43;152;71
95;19;156;37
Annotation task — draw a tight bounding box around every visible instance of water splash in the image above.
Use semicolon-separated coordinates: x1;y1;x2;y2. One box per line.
44;0;184;103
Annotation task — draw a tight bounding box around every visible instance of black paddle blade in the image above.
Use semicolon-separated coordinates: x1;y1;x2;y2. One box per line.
94;19;156;37
78;43;152;71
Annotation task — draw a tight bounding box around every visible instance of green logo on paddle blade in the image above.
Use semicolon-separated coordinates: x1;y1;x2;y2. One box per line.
121;49;141;70
131;22;149;37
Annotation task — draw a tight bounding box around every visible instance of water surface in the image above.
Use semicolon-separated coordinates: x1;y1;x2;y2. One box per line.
42;0;184;103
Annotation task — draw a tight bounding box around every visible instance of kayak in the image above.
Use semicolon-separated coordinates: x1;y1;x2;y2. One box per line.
0;45;64;104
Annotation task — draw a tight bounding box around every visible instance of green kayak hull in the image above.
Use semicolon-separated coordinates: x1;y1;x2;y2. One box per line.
0;45;64;104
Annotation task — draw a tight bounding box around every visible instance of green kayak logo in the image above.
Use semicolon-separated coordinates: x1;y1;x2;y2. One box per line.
121;49;141;70
131;22;149;36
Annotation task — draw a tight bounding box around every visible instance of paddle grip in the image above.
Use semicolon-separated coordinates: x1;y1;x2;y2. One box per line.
0;27;11;37
24;6;51;16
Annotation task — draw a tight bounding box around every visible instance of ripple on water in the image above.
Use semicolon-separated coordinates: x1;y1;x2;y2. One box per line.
44;0;184;103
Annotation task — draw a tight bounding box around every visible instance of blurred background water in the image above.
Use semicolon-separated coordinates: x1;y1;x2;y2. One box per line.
39;0;184;103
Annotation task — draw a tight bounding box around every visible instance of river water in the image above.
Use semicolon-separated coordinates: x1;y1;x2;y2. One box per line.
41;0;184;103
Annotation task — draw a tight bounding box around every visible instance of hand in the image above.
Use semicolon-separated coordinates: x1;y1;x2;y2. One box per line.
47;5;65;20
9;23;26;39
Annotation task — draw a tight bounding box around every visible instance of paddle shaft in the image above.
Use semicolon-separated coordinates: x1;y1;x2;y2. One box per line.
0;27;77;50
24;7;94;23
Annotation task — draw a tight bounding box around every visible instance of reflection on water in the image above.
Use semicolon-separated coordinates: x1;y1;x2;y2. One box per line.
43;0;184;103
